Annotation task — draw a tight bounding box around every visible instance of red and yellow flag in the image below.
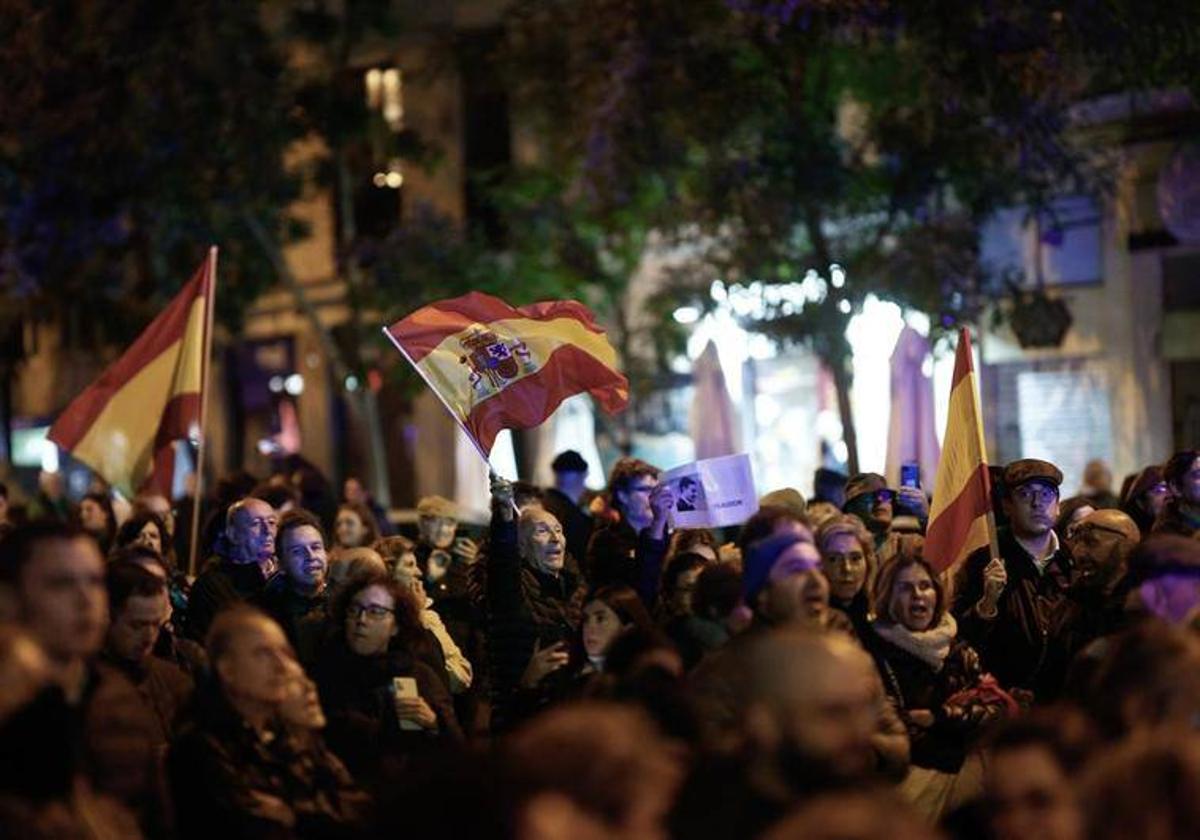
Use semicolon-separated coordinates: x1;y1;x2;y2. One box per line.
48;249;215;496
384;292;628;456
925;328;994;574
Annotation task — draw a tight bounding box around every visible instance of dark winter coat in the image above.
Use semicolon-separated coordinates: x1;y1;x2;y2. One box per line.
258;575;329;666
186;556;267;642
169;684;365;840
485;516;587;733
865;628;1009;773
951;528;1078;701
585;517;670;606
312;637;462;791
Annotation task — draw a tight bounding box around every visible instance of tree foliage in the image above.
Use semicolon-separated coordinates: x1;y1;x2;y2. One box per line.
0;0;305;352
495;0;1200;466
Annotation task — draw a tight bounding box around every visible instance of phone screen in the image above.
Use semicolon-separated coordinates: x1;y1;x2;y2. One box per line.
900;463;920;489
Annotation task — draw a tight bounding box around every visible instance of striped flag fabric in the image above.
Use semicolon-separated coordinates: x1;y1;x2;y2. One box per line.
384;292;629;457
925;328;995;574
48;250;215;497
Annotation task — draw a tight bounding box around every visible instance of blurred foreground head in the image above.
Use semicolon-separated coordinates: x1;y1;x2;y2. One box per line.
1081;731;1200;840
763;789;940;840
740;629;881;783
1086;619;1200;741
502;702;682;840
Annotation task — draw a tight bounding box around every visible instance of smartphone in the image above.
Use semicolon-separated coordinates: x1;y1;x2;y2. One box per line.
900;463;921;489
392;677;421;731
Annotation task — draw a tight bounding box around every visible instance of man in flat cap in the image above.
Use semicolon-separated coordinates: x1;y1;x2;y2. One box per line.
951;458;1078;701
541;450;595;566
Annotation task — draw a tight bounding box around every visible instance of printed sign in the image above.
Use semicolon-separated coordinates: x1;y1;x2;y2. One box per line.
663;453;759;529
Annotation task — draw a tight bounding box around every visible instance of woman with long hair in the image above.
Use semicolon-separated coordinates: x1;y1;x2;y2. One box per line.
867;546;1017;820
332;502;380;553
312;572;461;791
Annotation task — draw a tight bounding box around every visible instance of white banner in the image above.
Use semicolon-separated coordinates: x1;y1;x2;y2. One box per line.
663;453;759;529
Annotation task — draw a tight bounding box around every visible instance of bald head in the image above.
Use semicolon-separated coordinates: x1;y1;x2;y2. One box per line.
225;498;277;565
1067;509;1140;588
741;629;880;780
518;507;566;575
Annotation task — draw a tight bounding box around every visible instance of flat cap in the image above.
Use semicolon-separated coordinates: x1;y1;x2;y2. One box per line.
551;450;589;473
844;473;888;506
1003;459;1063;491
416;495;458;518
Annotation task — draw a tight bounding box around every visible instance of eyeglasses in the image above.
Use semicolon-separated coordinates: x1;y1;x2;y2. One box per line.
346;603;394;621
873;489;896;505
1013;485;1058;504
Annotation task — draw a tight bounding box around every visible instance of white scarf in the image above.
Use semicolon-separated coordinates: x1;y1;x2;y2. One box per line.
872;613;958;671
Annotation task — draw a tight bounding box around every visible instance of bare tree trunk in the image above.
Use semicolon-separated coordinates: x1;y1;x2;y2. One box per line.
243;212;391;507
829;355;860;476
333;150;393;508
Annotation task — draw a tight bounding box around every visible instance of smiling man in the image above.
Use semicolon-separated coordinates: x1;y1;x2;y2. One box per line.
259;509;330;665
952;459;1079;701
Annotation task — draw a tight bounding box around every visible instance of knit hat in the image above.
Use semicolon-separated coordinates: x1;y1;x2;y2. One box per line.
742;532;808;604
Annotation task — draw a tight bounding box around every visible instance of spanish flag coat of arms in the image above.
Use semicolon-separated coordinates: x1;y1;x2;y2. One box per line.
385;292;629;456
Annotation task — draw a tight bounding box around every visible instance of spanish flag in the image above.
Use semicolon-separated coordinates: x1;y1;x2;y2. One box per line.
48;249;216;497
925;328;995;574
384;292;629;457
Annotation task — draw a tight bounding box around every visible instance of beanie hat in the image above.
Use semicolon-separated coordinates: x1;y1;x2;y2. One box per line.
742;532;807;604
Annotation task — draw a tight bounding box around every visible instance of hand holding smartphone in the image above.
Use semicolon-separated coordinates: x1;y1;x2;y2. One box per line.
392;677;421;731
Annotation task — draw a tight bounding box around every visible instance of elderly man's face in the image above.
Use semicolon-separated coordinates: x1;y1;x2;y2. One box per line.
519;509;566;575
227;499;277;564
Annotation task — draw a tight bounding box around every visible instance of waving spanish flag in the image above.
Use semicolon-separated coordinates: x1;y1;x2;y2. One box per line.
925;328;996;574
384;292;628;457
48;249;216;497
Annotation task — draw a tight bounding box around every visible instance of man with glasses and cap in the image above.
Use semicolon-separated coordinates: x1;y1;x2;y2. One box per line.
951;459;1078;702
842;473;928;553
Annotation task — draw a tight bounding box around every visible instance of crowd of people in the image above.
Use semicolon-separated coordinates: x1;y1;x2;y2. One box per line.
0;446;1198;839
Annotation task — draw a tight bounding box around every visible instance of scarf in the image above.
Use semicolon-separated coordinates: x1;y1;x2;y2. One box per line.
872;613;958;671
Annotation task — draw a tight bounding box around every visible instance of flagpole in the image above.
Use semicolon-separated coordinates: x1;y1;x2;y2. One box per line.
187;246;218;578
380;326;497;471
